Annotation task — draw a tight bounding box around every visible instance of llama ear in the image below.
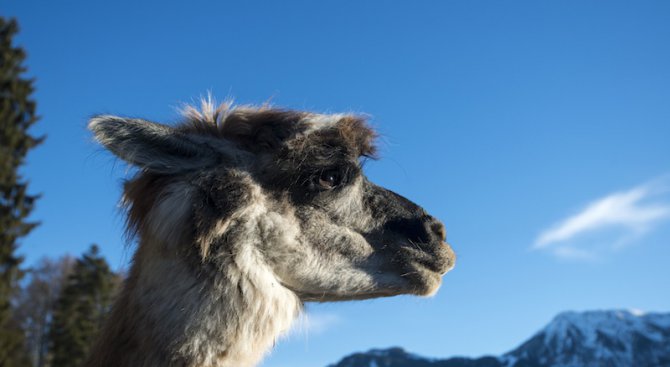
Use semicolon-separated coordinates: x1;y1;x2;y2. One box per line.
89;115;220;173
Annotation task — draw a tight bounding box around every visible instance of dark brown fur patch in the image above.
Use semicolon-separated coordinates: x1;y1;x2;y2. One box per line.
179;104;377;157
180;107;309;153
336;116;378;158
123;173;174;241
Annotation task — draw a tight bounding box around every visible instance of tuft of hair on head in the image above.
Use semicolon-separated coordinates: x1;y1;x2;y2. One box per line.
336;116;378;159
178;94;236;129
178;98;312;153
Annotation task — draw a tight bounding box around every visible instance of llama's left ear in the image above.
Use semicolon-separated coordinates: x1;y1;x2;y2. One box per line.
89;115;221;173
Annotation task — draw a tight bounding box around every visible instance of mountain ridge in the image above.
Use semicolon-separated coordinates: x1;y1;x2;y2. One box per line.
327;310;670;367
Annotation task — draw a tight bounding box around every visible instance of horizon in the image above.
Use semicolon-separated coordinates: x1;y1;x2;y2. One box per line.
5;1;670;367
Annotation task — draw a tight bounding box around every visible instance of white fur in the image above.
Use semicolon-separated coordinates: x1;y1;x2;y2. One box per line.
300;113;343;135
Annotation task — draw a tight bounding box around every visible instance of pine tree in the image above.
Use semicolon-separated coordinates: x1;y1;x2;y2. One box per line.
0;17;43;367
49;245;118;367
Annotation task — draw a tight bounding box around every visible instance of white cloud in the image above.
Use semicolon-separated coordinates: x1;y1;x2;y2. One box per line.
533;177;670;260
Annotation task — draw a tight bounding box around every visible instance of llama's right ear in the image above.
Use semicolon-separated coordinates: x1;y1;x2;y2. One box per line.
89;115;220;173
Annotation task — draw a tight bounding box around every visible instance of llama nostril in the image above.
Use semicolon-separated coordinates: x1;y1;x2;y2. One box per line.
430;221;447;242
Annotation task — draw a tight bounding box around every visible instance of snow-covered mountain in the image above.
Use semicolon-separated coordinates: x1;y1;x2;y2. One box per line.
502;310;670;367
327;310;670;367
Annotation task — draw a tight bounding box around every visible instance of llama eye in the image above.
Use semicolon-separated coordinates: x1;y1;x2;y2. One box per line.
316;170;341;190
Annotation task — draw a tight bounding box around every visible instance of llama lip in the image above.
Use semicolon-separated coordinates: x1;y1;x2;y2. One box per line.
413;256;453;276
416;242;456;274
438;242;456;273
399;241;455;275
402;261;446;296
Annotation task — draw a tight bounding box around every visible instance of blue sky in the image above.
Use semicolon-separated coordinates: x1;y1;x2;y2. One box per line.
6;1;670;366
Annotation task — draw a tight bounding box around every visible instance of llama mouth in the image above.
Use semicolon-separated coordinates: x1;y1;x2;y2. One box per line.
400;262;445;296
395;243;455;296
397;242;456;275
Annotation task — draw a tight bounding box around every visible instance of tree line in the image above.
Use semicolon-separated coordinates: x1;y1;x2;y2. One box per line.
1;17;121;367
13;247;120;367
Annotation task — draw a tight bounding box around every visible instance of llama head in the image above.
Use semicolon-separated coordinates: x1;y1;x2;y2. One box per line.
90;101;455;302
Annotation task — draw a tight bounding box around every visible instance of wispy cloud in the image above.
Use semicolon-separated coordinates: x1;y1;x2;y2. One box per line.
533;177;670;260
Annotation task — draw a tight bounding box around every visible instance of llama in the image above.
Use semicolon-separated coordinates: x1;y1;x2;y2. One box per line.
86;100;455;367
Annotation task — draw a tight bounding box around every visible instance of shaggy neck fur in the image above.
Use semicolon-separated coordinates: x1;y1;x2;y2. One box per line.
85;184;301;367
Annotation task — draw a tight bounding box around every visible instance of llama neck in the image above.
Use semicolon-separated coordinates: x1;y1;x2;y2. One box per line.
182;245;303;367
86;241;302;367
